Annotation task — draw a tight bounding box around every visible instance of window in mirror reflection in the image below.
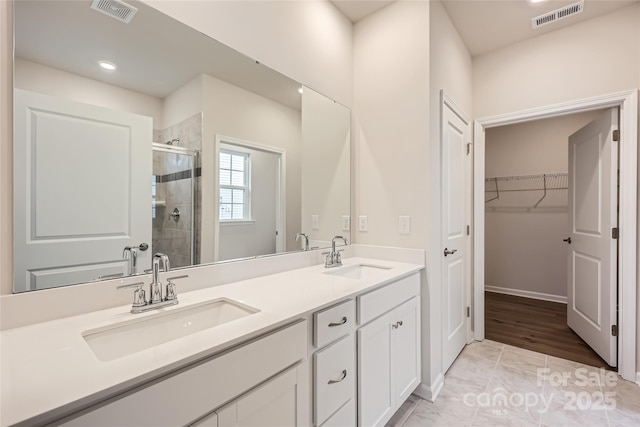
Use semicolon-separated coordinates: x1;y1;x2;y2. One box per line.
220;150;250;221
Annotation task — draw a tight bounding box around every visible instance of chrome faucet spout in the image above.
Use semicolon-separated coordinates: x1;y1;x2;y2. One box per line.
151;253;170;303
296;232;310;251
325;235;349;268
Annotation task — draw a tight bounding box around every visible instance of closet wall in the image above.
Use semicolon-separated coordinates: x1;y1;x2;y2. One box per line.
485;110;602;301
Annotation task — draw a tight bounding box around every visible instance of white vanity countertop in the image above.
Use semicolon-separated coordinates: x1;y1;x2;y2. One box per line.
0;257;423;426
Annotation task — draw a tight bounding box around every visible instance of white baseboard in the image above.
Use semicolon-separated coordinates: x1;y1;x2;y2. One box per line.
485;285;567;304
413;374;444;402
636;371;640;386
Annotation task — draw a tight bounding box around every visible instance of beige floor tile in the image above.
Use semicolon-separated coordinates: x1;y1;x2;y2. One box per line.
607;405;640;426
403;399;476;427
391;344;640;427
473;404;541;427
463;340;504;362
503;344;547;361
386;394;420;427
446;353;499;385
499;347;547;376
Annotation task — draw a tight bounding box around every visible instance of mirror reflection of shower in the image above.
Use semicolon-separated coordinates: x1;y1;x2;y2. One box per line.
152;142;200;268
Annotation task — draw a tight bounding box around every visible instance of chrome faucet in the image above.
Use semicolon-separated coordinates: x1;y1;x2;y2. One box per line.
117;253;188;314
296;232;310;251
324;235;349;268
150;253;170;303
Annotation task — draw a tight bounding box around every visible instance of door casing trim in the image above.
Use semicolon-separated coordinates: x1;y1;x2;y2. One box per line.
472;89;638;381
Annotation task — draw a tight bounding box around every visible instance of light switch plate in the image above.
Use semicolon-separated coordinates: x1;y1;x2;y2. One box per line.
342;215;350;231
312;215;320;230
359;216;368;232
399;216;411;234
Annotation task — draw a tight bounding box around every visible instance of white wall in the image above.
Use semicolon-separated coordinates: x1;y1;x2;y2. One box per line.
425;0;473;398
14;58;164;127
353;1;430;249
199;74;301;263
163;74;204;129
485;111;602;300
301;87;350;246
144;0;353;108
473;2;640;379
353;0;473;399
473;4;640;118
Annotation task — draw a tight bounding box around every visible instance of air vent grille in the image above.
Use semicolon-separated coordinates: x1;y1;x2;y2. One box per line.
531;0;584;29
90;0;138;24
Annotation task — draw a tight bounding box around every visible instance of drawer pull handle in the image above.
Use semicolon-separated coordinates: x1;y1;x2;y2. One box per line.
328;317;348;327
328;370;347;385
392;320;404;329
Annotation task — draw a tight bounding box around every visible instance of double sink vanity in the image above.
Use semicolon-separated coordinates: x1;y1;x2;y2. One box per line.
1;246;424;427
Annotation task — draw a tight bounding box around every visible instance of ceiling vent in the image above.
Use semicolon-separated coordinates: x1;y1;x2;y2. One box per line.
531;0;584;29
90;0;138;24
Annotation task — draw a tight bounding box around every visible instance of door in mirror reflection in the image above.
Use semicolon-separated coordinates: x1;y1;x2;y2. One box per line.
215;138;285;262
13;89;152;291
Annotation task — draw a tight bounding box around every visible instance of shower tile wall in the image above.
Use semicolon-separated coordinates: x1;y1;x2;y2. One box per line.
153;113;202;268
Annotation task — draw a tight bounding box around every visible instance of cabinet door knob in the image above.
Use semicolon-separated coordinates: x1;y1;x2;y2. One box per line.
328;369;347;384
328;317;348;327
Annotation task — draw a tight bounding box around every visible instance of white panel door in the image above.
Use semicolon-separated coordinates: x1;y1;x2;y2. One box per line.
441;96;472;372
14;89;152;291
567;108;618;367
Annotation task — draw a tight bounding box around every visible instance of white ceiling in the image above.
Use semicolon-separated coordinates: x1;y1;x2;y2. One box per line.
332;0;638;56
14;0;302;108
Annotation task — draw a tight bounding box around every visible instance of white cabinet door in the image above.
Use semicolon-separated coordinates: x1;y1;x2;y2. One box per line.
358;296;421;427
217;367;298;427
391;297;420;405
357;313;392;427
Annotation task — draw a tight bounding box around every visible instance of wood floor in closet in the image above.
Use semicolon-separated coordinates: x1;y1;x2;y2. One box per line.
484;291;614;370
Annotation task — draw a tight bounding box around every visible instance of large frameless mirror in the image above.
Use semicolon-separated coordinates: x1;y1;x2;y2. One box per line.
12;0;350;292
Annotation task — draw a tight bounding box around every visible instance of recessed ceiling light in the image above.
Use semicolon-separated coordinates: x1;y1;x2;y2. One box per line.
298;86;304;94
528;0;549;3
98;61;117;71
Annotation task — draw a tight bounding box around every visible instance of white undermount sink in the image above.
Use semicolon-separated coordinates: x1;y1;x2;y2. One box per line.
323;263;392;280
83;299;259;362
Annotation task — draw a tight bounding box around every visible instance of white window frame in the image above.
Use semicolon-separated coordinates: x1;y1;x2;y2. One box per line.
218;149;251;222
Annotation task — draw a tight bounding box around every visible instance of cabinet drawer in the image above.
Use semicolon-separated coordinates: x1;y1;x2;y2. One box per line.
314;335;355;426
358;273;419;325
314;299;355;349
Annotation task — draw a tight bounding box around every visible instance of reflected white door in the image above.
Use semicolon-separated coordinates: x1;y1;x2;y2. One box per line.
14;89;152;291
441;94;472;372
567;108;618;367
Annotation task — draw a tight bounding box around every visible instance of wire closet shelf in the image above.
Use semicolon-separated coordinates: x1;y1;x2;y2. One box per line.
485;172;568;208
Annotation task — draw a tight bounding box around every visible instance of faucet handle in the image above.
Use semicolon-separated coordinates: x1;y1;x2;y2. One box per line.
165;275;188;301
117;281;147;307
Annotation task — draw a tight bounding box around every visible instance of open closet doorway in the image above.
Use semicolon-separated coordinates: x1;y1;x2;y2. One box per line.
483;109;614;369
473;90;638;382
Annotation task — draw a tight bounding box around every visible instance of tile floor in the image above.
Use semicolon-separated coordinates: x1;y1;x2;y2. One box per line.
387;340;640;426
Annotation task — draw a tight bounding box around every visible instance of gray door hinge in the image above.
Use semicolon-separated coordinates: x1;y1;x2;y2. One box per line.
613;130;620;142
466;143;472;155
466;307;470;318
612;227;619;239
612;325;618;337
466;225;470;236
